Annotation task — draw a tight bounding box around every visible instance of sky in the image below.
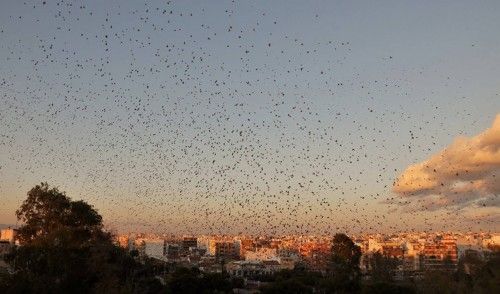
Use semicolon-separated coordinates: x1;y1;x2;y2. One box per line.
0;0;499;234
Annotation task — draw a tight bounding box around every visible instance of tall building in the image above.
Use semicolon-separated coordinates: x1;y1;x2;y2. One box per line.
402;242;423;272
207;239;217;256
182;237;198;252
234;239;242;258
422;238;458;271
166;243;181;260
215;241;239;261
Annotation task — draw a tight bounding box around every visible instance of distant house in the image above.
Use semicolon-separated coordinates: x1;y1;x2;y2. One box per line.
0;228;16;244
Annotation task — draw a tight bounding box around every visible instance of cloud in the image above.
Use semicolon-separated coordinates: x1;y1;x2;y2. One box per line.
393;114;500;210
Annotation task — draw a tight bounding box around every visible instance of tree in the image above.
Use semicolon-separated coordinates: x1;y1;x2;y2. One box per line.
260;268;322;294
327;233;362;293
261;278;314;294
15;182;107;246
458;250;484;279
361;282;416;294
2;182;164;294
165;267;233;294
472;250;500;294
418;269;457;294
369;251;398;283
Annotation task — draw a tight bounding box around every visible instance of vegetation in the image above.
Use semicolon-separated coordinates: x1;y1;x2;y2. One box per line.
0;183;164;293
368;251;398;283
165;267;243;294
327;233;362;292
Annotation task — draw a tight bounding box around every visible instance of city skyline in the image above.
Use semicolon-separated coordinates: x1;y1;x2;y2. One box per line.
1;0;499;234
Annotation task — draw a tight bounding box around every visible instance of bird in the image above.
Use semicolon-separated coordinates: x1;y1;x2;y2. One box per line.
0;0;495;237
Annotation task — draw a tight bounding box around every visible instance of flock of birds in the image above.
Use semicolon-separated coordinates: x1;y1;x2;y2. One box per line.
0;0;497;235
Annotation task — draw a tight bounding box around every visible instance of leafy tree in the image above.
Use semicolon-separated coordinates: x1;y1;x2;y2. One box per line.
278;269;324;288
327;233;362;293
458;250;484;278
472;250;500;294
261;278;314;294
369;251;398;283
418;269;457;294
165;267;233;293
361;282;416;294
166;267;203;293
2;182;164;294
15;182;107;246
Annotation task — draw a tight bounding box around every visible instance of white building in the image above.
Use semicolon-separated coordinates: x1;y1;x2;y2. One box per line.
144;239;165;261
367;238;382;252
226;260;282;277
483;234;500;247
245;248;278;262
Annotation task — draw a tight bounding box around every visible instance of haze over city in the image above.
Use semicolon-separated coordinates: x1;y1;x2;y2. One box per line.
1;0;499;235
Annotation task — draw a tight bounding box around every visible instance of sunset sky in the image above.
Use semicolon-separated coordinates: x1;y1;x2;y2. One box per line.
1;0;499;234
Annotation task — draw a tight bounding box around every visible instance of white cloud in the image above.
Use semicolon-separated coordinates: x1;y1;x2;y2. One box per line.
393;114;500;210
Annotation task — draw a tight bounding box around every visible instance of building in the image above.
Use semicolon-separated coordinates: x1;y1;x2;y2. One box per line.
234;239;242;258
240;238;255;256
422;238;458;271
226;260;282;278
381;243;404;258
277;249;300;270
0;228;16;244
182;237;198;252
367;238;382;253
165;243;181;260
116;235;130;249
483;234;500;248
206;239;217;256
215;241;239;261
402;242;424;272
144;239;165;261
198;256;222;273
245;248;278;262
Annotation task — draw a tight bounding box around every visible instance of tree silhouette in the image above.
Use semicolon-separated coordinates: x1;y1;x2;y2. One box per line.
328;233;362;292
15;183;107;246
369;251;398;283
2;183;164;294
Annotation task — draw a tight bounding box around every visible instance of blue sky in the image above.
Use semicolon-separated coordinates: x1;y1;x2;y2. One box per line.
0;0;499;234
